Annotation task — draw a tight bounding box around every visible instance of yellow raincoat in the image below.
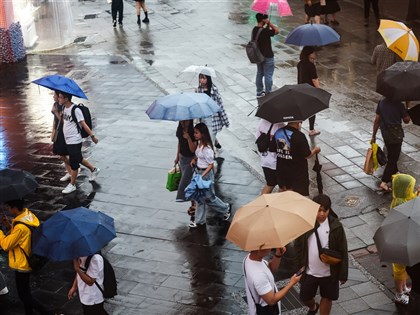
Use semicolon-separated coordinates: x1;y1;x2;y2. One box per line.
0;208;40;272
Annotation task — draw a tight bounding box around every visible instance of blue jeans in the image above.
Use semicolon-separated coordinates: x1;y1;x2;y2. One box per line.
194;169;228;225
256;57;275;95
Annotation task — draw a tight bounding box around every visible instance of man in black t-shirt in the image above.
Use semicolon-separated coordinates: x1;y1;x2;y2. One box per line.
252;13;279;98
274;121;320;196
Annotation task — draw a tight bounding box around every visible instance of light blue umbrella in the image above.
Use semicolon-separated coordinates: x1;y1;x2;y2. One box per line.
146;92;221;121
285;23;340;46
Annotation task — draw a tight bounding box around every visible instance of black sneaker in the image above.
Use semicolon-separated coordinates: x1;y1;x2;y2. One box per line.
113;20;117;27
224;203;232;221
142;17;150;23
215;142;222;149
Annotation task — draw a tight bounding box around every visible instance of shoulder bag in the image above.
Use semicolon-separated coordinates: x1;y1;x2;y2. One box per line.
314;228;342;265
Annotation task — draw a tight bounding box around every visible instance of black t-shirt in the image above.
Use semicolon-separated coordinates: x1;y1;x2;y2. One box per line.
297;60;318;86
252;27;275;58
274;126;311;179
375;98;408;129
176;122;195;157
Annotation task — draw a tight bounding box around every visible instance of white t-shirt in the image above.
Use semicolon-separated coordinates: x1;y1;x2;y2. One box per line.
195;145;215;169
244;255;281;315
255;119;286;170
307;220;331;277
77;255;105;305
63;103;84;144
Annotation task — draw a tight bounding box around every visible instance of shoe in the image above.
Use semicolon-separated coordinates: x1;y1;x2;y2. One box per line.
60;173;71;182
142;17;149;23
308;129;321;136
256;92;266;98
137;16;140;25
62;183;76;194
113;20;116;27
403;286;411;295
224;203;232;221
307;302;319;315
118;22;123;26
176;198;188;202
379;182;392;192
394;293;409;305
89;168;100;182
188;221;197;228
331;20;339;25
215;142;222;149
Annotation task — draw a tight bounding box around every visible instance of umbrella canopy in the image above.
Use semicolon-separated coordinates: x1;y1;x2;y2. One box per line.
373;198;420;266
146;92;221;121
32;75;88;99
178;65;227;88
255;83;331;123
376;61;420;101
378;19;419;62
226;191;319;251
408;104;420;126
285;23;340;46
0;169;38;203
32;207;116;261
251;0;292;17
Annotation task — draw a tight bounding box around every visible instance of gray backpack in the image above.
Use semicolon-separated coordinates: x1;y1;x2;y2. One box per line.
246;28;265;64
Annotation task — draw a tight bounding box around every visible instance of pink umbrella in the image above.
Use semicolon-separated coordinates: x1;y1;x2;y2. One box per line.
251;0;293;17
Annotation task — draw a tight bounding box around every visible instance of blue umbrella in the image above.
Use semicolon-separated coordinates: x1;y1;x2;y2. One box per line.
285;23;340;46
184;174;212;200
32;207;116;261
146;92;220;121
32;74;88;99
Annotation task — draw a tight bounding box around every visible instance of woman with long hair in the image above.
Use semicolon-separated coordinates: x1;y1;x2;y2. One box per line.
196;73;229;150
189;123;231;228
297;46;321;136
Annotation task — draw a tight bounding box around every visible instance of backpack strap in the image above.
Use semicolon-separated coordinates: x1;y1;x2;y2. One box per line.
253;27;264;41
83;254;105;296
71;104;82;134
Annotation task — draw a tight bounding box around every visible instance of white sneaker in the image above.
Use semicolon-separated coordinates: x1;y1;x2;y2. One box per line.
89;168;100;182
394;293;409;305
62;183;76;194
59;173;71;182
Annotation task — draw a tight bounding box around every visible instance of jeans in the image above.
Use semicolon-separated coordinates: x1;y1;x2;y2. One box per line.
194;169;228;225
382;141;402;183
112;0;124;23
15;271;48;315
176;154;194;201
256;57;275;95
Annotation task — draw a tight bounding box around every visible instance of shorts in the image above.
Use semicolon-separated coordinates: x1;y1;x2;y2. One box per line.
67;143;83;171
52;129;68;156
305;3;322;17
263;167;278;187
392;263;409;281
300;274;339;301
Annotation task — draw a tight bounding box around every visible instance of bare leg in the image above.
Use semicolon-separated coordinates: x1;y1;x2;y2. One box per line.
314;15;321;24
304;299;318;312
81;159;95;172
136;1;140;15
70;168;78;185
319;297;332;315
261;185;274;195
59;155;72;174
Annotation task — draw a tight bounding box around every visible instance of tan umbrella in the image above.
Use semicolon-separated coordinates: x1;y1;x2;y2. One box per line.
226;191;319;251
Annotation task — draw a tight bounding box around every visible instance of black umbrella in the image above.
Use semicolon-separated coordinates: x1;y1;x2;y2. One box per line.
376;61;420;102
0;169;39;203
408;104;420;126
373;198;420;266
312;154;323;194
256;84;331;123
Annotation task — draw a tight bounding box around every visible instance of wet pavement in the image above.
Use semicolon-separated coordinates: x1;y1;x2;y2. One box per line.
1;0;420;314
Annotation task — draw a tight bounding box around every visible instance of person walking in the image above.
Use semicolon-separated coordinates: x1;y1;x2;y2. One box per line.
371;97;411;192
59;92;100;194
294;194;349;315
371;42;398;76
255;119;285;194
252;13;279;98
68;254;109;314
323;0;340;25
111;0;124;27
297;46;321;136
0;199;50;315
304;0;322;24
363;0;379;27
243;246;302;315
136;0;149;25
188;123;231;228
274;121;321;196
196;74;229;150
175;120;197;221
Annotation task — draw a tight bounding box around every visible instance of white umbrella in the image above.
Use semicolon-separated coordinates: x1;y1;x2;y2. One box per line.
178;65;227;88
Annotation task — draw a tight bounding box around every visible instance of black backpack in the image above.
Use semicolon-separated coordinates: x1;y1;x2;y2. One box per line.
255;124;276;153
14;222;48;274
71;104;93;138
85;253;117;299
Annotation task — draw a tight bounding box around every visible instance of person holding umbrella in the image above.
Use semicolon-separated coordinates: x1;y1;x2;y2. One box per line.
0;198;51;315
297;46;321;136
371;97;411;192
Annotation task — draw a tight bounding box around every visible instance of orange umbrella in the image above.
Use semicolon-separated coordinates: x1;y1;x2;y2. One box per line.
226;191;319;251
378;19;419;61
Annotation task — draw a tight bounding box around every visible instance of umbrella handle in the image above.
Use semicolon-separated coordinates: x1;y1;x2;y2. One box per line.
247;105;258;117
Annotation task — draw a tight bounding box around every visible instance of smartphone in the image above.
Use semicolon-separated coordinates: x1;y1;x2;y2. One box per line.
296;267;305;276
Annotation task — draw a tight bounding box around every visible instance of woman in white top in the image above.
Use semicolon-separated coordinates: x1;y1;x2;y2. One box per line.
189;123;231;228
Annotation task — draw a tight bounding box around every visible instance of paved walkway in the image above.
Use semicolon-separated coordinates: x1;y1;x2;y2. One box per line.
0;0;419;314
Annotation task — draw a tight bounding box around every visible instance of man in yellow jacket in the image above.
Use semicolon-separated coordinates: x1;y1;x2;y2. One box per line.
0;198;49;314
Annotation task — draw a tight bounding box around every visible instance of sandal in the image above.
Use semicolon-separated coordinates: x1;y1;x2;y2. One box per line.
379;182;392;192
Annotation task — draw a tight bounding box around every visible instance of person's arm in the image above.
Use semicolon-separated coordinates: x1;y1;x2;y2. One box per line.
67;276;78;300
265;19;279;35
312;78;320;88
73;258;96;286
79;120;98;144
183;132;197;153
0;225;24;251
260;274;302;305
306;146;321;159
268;247;286;272
372;114;380;143
201;163;214;178
175;143;180;165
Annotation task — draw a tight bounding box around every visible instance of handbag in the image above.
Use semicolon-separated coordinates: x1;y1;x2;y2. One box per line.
51;119;61;142
363;148;374;175
166;164;182;192
314;229;342;265
255;124;274;153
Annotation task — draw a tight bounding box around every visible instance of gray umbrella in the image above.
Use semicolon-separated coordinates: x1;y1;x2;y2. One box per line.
373;198;420;266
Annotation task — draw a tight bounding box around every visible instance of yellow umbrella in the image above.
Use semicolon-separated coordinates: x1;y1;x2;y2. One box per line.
378;19;419;62
226;191;319;251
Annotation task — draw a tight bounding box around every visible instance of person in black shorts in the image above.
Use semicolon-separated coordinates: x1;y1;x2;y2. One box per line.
304;0;322;24
136;0;149;25
294;195;348;315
